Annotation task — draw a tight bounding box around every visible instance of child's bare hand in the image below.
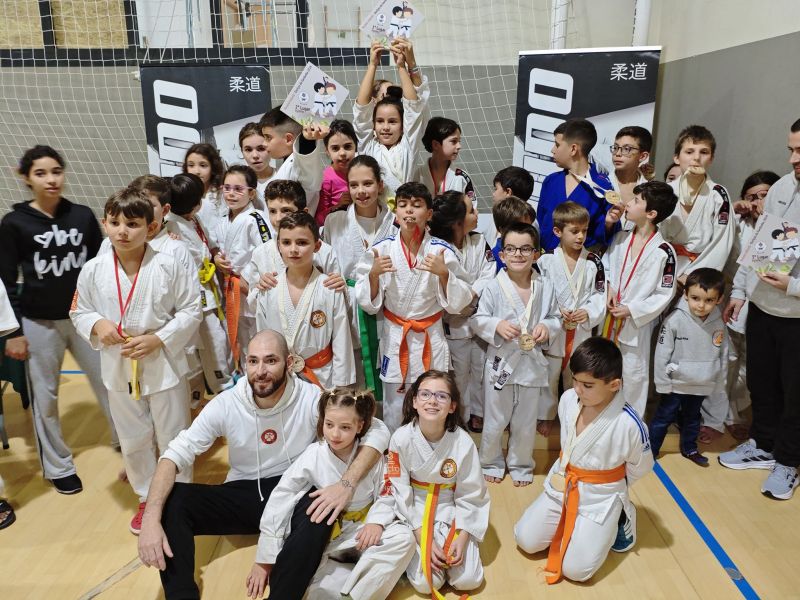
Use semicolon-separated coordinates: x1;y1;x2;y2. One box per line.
257;271;278;292
214;251;231;274
355;523;384;550
369;40;384;66
302;122;329;141
93;319;126;346
570;308;589;324
245;563;272;600
419;249;448;278
370;249;395;276
496;320;520;341
733;200;751;217
323;272;347;292
531;323;549;343
609;304;631;319
606;287;617;311
121;334;162;359
605;206;623;227
447;531;470;567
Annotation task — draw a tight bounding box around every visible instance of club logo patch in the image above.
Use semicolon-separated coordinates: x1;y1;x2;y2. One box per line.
261;429;278;444
387;450;401;478
713;330;724;347
310;310;327;328
440;458;457;479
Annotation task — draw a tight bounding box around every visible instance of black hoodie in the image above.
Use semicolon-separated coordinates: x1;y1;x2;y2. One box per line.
0;199;102;334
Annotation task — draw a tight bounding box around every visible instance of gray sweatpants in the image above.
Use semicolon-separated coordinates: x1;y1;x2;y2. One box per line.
23;317;118;479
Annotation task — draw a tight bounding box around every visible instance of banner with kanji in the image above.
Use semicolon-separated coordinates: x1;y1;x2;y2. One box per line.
512;47;661;203
140;64;271;176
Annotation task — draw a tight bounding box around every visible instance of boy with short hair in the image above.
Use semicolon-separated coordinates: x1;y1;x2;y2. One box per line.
490;195;535;271
659;125;736;282
70;188;202;534
164;173;233;401
603;181;678;416
259;107;325;217
538;119;620;253
481;166;535;244
651;268;728;466
514;337;654;583
609;126;652;206
354;181;472;431
472;222;560;486
539;202;606;425
254;211;354;389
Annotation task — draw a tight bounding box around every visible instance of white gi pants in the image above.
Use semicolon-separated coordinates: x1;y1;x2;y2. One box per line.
406;521;484;594
108;380;192;500
466;339;486;418
514;490;621;582
306;521;415;600
480;376;541;483
197;310;233;393
619;324;655;417
23;317;118;479
447;336;472;422
380;384;406;433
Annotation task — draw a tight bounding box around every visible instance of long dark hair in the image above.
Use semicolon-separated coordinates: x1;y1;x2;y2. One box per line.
401;370;462;432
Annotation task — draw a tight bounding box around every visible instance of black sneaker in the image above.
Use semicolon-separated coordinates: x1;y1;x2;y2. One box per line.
682;451;710;467
52;474;83;495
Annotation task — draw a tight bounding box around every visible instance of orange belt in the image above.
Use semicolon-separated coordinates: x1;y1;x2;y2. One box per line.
561;328;576;372
673;244;699;262
544;461;627;584
225;275;241;366
383;308;443;391
300;344;333;389
409;478;469;600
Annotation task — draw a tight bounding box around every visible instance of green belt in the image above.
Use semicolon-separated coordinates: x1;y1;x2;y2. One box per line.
346;278;382;402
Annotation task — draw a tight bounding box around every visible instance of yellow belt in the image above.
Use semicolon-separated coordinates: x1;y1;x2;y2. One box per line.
330;502;373;540
198;258;224;321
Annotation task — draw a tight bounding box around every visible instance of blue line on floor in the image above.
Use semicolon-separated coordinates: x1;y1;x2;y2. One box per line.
60;370;85;374
653;461;759;600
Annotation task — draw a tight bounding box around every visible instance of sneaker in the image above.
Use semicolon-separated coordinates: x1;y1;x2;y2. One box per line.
682;451;710;467
611;506;636;553
761;464;799;501
718;439;775;470
130;502;146;535
52;474;83;495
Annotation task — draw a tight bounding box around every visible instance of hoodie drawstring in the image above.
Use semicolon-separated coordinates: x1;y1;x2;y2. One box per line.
254;407;264;502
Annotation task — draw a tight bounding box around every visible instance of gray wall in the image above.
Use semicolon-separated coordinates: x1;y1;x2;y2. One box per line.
652;30;800;195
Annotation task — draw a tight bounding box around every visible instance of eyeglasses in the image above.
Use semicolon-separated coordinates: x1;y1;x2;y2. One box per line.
609;144;640;156
743;190;769;202
222;184;252;194
416;389;451;404
502;245;535;257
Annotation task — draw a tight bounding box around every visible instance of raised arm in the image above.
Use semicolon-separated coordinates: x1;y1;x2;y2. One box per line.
390;38;418;102
356;40;384;107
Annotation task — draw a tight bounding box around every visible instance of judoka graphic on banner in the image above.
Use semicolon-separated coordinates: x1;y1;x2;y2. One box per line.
140;64;271;177
513;47;661;204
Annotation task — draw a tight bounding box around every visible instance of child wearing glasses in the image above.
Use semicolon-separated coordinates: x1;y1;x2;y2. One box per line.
213;165;271;369
378;370;489;596
538;202;607;433
608;126;652;208
472;223;561;486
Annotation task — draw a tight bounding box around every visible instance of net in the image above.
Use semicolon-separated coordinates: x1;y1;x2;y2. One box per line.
0;0;572;216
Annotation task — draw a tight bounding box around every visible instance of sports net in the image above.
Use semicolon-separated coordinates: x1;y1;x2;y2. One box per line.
0;0;578;216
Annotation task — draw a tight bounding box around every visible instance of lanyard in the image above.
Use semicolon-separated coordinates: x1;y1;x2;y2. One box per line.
617;231;656;302
193;218;212;254
114;251;143;336
557;248;586;310
400;228;423;269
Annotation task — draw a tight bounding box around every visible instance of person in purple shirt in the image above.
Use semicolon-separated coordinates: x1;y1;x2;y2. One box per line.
537;119;621;253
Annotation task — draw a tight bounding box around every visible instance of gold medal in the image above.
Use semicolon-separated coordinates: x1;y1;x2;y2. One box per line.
290;353;306;373
605;190;622;206
518;333;535;351
564;320;577;331
550;472;566;492
686;165;706;176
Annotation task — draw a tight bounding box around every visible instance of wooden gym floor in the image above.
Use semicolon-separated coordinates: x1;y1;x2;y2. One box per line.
0;356;797;600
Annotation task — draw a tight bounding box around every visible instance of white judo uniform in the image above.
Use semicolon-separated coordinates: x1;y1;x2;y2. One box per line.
413;161;475;201
661;173;736;277
354;233;473;431
256;442;414;600
165;212;233;396
70;245;202;500
444;232;495;421
471;269;561;482
242;237;341;312
538;248;607;419
254;268;355;389
272;138;326;216
215;203;271;364
195;189;227;249
353;78;430;195
514;388;653;583
379;422;490;594
603;229;677;416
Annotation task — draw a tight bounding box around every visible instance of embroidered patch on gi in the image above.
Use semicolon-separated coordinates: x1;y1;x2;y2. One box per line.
381;355;389;376
387;450;401;478
713;330;724;347
440;458;457;479
310;310;326;328
261;429;278;444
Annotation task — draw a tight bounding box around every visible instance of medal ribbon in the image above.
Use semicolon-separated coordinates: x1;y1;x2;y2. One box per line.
496;270;536;336
277;268;321;358
114;251;143;400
